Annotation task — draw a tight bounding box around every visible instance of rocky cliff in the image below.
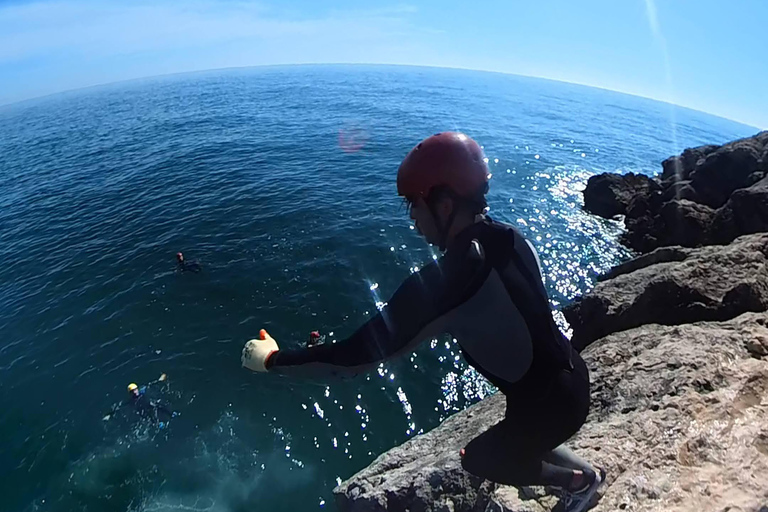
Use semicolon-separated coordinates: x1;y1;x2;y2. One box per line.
333;134;768;512
335;310;768;512
562;233;768;350
583;131;768;253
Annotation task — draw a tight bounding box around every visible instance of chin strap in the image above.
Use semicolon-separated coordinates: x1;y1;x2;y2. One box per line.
426;199;459;251
426;191;488;250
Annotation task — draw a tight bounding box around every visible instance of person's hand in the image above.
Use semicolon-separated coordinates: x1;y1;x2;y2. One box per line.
242;329;279;372
159;373;167;382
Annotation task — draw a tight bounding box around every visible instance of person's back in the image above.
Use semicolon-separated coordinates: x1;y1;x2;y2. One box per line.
428;216;574;400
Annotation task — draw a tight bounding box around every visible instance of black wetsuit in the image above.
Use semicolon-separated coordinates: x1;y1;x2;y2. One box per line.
178;260;202;273
128;386;174;423
266;216;590;487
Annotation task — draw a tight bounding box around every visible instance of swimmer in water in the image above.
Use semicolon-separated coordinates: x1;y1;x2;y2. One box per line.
307;330;325;348
104;373;178;427
176;252;202;273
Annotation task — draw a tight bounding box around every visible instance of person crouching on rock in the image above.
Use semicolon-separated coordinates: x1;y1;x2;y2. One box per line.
241;132;605;512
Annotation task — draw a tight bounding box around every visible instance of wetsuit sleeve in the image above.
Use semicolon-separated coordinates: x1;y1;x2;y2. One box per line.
145;378;165;389
267;245;486;379
524;239;544;278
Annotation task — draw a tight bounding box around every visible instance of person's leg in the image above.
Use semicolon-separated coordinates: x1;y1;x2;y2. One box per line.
546;353;605;510
543;351;602;477
543;446;599;496
460;417;576;488
154;404;174;423
461;350;602;491
543;446;595;474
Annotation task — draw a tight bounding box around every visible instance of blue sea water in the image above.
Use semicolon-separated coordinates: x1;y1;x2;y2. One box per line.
0;65;757;512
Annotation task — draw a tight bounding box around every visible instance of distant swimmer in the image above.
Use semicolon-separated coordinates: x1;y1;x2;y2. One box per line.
176;252;202;273
307;330;325;348
104;373;178;427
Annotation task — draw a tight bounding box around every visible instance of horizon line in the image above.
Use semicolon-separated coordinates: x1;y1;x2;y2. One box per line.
1;62;763;131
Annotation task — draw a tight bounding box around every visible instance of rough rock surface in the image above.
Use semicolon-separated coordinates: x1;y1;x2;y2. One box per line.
689;140;764;208
583;173;660;218
334;392;501;512
562;233;768;350
585;131;768;252
712;175;768;244
660;145;719;182
335;312;768;512
657;199;716;248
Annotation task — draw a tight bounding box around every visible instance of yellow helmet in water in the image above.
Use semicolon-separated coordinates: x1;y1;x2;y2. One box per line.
127;383;138;392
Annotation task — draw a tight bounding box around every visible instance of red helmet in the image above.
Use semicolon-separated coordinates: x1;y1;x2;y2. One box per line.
397;132;489;200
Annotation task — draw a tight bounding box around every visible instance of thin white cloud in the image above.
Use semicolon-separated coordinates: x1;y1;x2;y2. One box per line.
1;0;763;127
0;0;422;63
0;0;434;104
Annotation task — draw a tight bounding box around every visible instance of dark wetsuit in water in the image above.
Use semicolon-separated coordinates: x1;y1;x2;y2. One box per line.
178;260;202;273
129;386;175;423
265;216;590;487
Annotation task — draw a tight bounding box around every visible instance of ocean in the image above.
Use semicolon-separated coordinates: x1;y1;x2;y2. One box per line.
0;65;756;512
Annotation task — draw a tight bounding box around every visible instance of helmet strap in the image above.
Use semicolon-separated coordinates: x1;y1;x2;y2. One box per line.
426;192;459;251
441;208;459;250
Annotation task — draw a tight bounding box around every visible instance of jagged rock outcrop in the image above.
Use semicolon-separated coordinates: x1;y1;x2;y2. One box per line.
712;175;768;244
585;131;768;252
687;139;764;208
335;312;768;511
583;173;660;219
561;233;768;350
660;145;719;182
334;392;501;512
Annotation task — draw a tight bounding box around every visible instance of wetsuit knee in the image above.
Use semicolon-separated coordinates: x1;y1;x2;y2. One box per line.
459;445;480;476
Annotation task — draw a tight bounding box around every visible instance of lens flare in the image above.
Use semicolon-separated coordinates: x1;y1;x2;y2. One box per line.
338;126;368;153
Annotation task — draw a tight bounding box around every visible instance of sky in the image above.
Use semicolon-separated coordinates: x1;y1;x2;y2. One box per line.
0;0;765;128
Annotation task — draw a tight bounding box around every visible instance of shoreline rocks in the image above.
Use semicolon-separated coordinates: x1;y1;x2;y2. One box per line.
562;233;768;351
583;172;661;219
584;131;768;253
335;311;768;512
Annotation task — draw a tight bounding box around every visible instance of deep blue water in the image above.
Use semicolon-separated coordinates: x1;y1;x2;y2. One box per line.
0;65;757;512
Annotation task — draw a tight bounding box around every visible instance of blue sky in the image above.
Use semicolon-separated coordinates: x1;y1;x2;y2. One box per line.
1;0;765;128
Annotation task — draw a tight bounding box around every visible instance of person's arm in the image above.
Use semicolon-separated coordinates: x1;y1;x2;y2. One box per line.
145;373;167;389
103;399;129;420
242;240;488;378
